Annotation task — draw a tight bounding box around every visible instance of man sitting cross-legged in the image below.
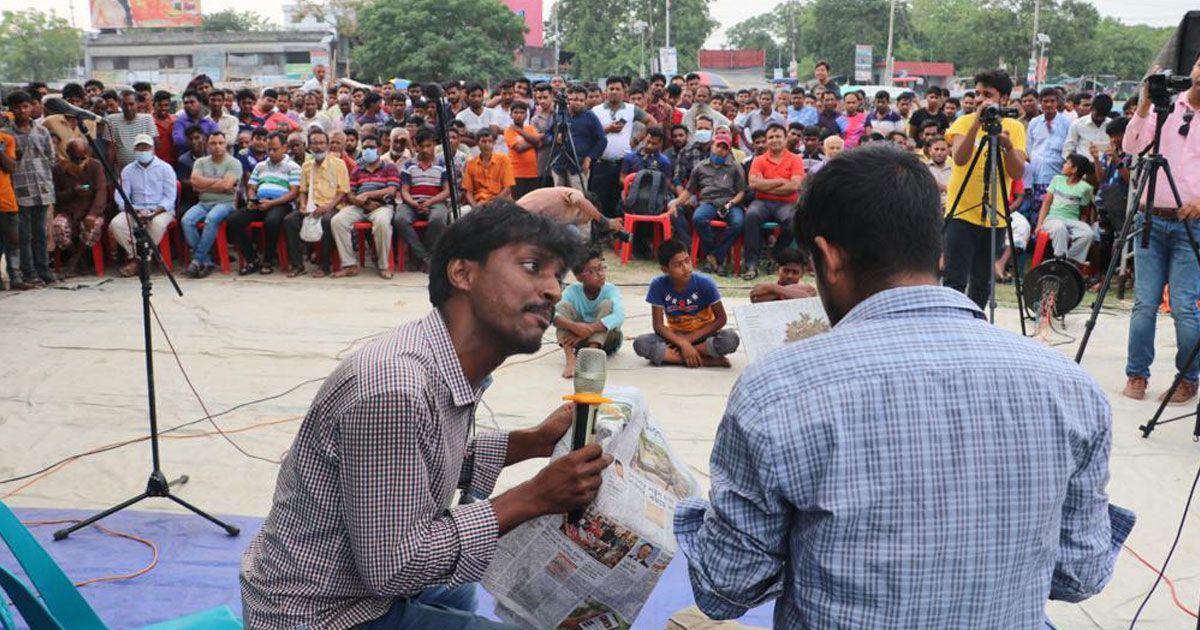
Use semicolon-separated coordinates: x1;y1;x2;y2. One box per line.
633;239;739;368
331;134;399;279
554;249;626;379
749;247;818;303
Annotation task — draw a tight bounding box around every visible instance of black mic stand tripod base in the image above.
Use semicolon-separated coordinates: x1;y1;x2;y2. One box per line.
54;119;239;541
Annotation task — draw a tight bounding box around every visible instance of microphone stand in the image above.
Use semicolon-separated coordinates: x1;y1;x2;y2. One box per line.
54;116;239;541
425;87;462;221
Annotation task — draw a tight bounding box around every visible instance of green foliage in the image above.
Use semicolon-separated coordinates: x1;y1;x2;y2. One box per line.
728;0;1172;82
555;0;716;79
0;10;81;82
352;0;527;83
201;9;276;31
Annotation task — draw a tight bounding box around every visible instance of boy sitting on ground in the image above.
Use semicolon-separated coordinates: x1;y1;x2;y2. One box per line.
555;250;626;379
749;247;818;303
633;239;740;368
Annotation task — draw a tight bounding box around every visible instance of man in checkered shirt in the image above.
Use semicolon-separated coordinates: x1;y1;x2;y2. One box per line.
241;200;612;629
674;144;1133;628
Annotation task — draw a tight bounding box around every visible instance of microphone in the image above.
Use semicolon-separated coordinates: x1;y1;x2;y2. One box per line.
564;347;610;524
44;97;100;121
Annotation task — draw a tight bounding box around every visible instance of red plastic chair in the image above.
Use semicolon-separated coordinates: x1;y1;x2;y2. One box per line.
179;222;231;273
353;221;395;271
246;220;290;271
52;241;106;277
690;219;742;275
393;220;430;272
617;173;672;265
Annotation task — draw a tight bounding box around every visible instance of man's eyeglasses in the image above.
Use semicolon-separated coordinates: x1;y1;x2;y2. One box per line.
1181;111;1194;138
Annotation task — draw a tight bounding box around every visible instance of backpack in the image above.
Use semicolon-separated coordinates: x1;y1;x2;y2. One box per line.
624;168;671;216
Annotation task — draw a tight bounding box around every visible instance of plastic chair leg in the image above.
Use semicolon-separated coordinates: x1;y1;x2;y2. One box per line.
92;242;105;277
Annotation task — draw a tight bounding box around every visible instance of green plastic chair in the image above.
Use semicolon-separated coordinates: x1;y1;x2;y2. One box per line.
0;500;242;629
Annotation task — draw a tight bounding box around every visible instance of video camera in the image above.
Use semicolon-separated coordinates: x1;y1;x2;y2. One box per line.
1146;71;1193;109
978;103;1021;134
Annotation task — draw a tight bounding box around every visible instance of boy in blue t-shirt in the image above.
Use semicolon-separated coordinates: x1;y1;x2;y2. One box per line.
554;249;626;379
633;239;740;367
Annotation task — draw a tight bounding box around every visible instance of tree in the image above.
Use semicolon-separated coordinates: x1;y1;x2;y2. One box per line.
202;9;276;31
352;0;526;83
556;0;716;79
0;10;81;82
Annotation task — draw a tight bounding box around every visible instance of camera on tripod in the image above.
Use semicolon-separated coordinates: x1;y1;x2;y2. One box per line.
1146;71;1193;109
978;103;1021;133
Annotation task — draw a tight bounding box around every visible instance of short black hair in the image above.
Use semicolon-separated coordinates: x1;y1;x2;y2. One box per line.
945;97;960;107
803;125;821;137
360;134;379;146
766;122;787;135
1092;93;1114;116
973;69;1014;97
184;124;203;138
510;100;529;112
5;90;31;107
428;199;578;307
874;90;891;101
464;81;484;95
363;93;382;108
605;76;627;88
925;86;941;96
644;126;666;142
567;84;588;97
262;88;278;99
751;129;767;141
182;89;201;102
414;126;438;145
235;88;257;103
84;79;104;90
814;61;830;71
153;90;172;103
794;143;942;287
572;248;604;276
656;239;687;267
62;83;85;100
774;246;810;268
251;127;269;138
1038;87;1059;100
1106;116;1129;137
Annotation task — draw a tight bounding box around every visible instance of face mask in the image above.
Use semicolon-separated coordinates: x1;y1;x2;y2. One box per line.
136;151;153;165
694;129;713;144
312;151;327;162
361;148;378;163
709;153;726;165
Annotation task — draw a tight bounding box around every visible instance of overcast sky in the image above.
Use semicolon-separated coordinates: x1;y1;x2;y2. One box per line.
25;0;1194;48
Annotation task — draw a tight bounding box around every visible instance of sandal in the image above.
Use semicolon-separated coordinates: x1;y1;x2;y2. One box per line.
378;269;394;279
310;268;327;278
239;260;261;276
741;268;759;281
286;267;305;278
331;266;360;278
260;262;274;275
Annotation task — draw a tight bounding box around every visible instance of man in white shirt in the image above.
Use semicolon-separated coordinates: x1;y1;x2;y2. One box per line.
591;76;658;218
108;134;178;277
301;64;327;94
455;81;500;153
1063;93;1112;158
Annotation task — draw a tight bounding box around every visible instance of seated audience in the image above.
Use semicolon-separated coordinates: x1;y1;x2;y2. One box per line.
1036;153;1096;264
749;247;817;303
227;132;300;275
182;131;242;278
633;239;739;368
283;129;345;278
109;133;178;277
554;249;626;379
331;134;399;279
393;127;452;271
50;138;108;276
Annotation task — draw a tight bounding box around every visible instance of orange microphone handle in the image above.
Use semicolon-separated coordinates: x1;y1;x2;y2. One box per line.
562;392;611;405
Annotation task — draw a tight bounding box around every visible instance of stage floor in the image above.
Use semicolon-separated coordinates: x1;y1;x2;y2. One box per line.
0;269;1196;628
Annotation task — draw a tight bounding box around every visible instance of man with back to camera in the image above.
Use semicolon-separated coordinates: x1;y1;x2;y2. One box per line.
241;200;613;629
674;143;1132;628
942;70;1027;308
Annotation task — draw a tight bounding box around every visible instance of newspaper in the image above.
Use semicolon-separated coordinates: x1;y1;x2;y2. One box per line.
483;387;699;630
732;297;831;363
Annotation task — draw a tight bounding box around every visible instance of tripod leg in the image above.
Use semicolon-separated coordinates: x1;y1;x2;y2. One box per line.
53;492;151;540
167;494;240;536
1141;335;1200;438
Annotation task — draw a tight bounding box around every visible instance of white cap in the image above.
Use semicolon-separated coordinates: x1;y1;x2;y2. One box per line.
133;133;154;148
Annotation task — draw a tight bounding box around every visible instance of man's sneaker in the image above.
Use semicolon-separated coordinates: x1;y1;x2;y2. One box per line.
1123;376;1148;400
1159;379;1198;405
184;261;202;278
196;262;216;279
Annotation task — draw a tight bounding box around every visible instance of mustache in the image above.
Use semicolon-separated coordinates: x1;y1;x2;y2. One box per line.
522;302;555;320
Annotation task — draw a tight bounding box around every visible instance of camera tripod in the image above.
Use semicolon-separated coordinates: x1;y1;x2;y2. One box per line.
944;115;1029;336
54;117;239;541
544;95;588;193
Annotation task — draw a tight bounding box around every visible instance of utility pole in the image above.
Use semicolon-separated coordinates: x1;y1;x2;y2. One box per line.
553;2;560;75
884;0;896;86
1028;0;1041;88
665;0;671;49
789;1;797;73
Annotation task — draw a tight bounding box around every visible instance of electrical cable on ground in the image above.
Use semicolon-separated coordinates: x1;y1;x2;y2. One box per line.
19;520;159;588
1127;460;1200;628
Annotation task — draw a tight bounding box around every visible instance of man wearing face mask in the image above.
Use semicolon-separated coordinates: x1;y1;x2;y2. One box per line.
676;142;1130;628
669;131;746;276
331;134;399;279
108;134;178;278
51;138;108;276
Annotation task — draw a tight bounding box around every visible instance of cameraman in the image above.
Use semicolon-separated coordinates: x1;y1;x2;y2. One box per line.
943;70;1028;308
1122;55;1200;402
550;85;606;194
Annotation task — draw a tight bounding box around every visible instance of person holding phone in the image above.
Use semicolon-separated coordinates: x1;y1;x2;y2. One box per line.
591;76;658;219
50;138;108;276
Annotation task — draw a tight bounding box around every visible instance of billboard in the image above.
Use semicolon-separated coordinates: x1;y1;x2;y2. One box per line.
91;0;202;29
854;44;873;83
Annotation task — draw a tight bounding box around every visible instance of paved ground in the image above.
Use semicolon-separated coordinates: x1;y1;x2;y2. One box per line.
0;264;1198;628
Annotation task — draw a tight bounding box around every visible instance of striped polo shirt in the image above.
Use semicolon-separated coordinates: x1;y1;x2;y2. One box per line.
350;161;401;195
400;158;447;202
250;157;302;200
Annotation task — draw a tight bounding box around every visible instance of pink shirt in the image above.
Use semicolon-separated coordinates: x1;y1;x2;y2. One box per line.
1123;93;1200;209
843;112;867;148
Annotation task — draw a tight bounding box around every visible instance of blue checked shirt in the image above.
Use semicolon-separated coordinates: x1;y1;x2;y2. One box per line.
1026;113;1070;187
675;286;1133;628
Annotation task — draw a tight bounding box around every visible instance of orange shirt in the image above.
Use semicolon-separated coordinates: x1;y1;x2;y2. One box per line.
749;150;805;203
504;125;540;179
463;153;515;204
0;129;17;212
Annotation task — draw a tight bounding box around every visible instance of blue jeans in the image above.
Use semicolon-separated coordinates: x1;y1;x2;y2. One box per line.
182;201;235;265
744;199;795;268
351;585;520;630
1126;213;1200;382
693;203;745;262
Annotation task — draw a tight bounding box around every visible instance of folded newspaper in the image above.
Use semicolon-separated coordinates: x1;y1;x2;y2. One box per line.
732;297;831;364
483;387;699;629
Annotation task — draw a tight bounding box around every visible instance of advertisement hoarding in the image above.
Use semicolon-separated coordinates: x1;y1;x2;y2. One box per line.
90;0;202;29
